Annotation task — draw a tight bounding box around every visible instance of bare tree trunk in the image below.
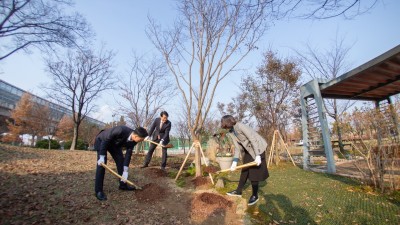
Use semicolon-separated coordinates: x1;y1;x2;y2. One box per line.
71;124;79;150
194;137;201;177
180;139;186;154
30;134;36;147
335;114;345;154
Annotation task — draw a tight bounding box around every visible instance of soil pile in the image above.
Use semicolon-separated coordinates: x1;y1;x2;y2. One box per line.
198;193;233;207
190;192;233;220
134;183;167;203
192;177;211;187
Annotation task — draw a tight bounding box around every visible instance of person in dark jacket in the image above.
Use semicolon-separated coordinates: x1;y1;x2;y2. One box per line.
94;125;148;201
221;115;269;206
141;111;171;170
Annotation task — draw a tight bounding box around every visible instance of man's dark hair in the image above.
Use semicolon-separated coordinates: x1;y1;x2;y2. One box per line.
160;111;169;117
221;115;237;129
133;127;148;138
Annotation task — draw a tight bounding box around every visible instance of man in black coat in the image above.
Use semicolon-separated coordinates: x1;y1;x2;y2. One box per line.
94;125;148;201
141;111;171;170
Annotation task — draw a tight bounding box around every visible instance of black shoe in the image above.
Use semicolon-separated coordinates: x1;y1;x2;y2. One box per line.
248;195;259;206
226;190;242;197
95;192;107;201
119;184;136;191
140;165;148;168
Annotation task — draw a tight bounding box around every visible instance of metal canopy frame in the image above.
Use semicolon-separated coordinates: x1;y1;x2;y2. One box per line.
300;44;400;173
319;44;400;101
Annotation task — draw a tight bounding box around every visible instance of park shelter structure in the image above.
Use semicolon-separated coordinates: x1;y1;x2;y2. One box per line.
300;44;400;173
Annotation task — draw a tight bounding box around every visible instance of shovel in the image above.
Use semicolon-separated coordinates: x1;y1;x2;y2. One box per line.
144;139;174;148
215;161;258;174
100;163;142;190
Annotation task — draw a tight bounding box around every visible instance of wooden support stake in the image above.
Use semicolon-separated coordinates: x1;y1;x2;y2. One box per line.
267;130;276;167
175;143;195;181
101;163;141;190
198;142;214;185
277;131;296;166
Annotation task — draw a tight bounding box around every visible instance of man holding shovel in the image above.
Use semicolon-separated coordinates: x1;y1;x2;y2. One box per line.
95;125;148;201
141;111;171;170
221;115;269;206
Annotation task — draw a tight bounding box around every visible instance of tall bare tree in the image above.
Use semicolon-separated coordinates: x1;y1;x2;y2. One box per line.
44;48;115;150
0;0;92;60
147;0;271;177
241;50;301;143
296;37;355;152
117;53;174;128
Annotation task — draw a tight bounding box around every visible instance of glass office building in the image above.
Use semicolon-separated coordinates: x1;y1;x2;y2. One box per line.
0;79;105;133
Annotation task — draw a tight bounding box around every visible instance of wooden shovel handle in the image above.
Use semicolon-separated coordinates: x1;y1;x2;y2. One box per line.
144;139;173;148
100;163;141;190
216;161;258;174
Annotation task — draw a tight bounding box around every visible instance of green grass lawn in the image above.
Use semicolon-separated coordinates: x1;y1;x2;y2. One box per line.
217;163;400;225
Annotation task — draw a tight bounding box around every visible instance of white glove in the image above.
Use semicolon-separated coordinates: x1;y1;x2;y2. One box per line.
159;139;164;146
255;155;262;166
230;161;238;171
121;166;129;182
97;155;105;166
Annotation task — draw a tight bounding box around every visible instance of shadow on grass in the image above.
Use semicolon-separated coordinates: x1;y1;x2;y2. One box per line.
316;171;362;186
257;193;317;225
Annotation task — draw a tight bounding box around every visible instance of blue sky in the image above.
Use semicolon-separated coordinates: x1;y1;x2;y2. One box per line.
1;0;399;124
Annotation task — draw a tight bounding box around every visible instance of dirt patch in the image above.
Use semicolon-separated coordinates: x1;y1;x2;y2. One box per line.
198;193;233;207
192;176;211;187
203;165;219;173
190;192;235;222
0;144;243;225
145;168;167;178
134;183;167;203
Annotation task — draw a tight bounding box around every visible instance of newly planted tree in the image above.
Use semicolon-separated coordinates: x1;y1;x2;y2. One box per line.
148;0;271;177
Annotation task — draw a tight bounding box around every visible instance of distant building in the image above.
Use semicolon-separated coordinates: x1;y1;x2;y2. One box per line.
0;79;105;134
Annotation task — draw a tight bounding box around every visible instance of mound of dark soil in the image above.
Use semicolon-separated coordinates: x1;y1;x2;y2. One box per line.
135;183;167;203
192;177;211;187
198;193;233;207
190;192;233;220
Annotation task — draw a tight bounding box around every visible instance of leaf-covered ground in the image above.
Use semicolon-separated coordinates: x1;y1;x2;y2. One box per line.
0;144;241;225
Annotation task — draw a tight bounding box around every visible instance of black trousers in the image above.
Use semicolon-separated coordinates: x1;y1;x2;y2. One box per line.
236;150;268;193
143;139;167;168
94;137;126;193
